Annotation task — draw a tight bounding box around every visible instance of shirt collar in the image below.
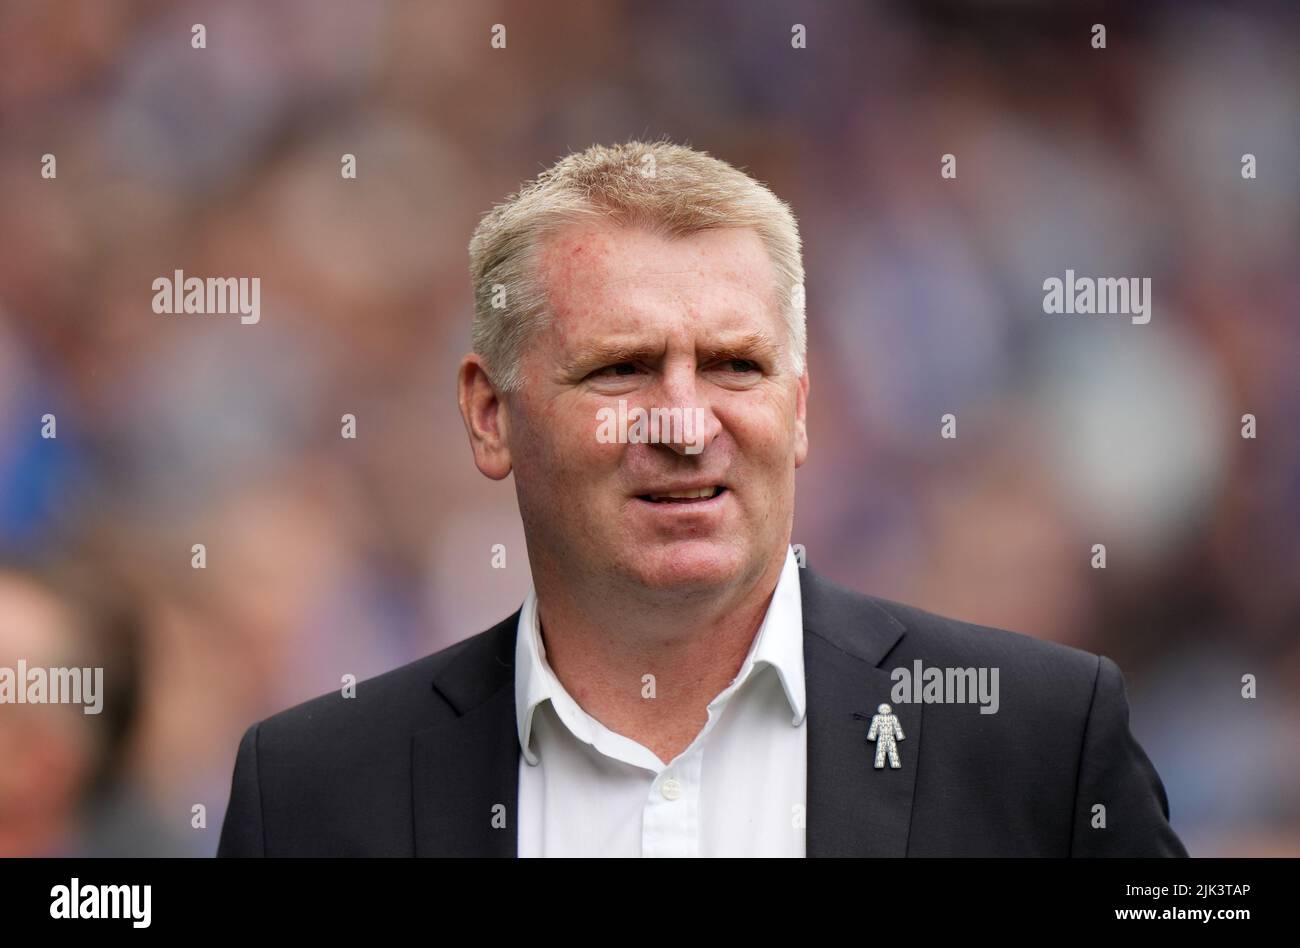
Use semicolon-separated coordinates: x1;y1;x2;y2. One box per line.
515;545;806;765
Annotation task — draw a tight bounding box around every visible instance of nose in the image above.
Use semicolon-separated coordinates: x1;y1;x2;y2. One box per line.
652;361;721;457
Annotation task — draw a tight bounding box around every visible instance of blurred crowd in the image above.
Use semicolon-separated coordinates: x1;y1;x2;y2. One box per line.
0;0;1296;856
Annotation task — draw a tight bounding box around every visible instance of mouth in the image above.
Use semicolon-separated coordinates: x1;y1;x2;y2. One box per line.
635;486;727;505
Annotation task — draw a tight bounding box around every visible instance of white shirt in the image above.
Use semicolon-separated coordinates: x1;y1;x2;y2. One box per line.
515;546;807;857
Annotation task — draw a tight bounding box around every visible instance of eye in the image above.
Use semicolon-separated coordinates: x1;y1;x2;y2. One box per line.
703;357;763;387
589;362;641;379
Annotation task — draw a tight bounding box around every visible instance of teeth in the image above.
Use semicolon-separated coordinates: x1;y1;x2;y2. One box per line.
649;487;719;501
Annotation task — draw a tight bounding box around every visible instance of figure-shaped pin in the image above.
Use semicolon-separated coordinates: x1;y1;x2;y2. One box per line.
854;702;905;769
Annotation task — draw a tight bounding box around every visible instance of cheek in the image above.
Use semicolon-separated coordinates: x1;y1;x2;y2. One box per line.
726;394;798;462
516;402;623;487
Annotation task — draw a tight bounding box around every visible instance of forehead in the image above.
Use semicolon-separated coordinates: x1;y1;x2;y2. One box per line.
0;577;74;658
534;220;780;336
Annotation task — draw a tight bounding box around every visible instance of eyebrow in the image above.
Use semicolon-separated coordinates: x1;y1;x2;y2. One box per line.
560;340;658;375
562;330;782;375
697;330;781;364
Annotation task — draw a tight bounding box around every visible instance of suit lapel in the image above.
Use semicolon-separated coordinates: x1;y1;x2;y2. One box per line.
413;612;521;857
802;568;921;857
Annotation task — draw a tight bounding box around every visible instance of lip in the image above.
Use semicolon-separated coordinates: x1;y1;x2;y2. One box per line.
632;483;727;502
632;485;730;516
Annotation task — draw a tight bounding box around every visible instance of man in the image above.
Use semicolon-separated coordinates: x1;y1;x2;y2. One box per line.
217;140;1187;857
0;559;145;856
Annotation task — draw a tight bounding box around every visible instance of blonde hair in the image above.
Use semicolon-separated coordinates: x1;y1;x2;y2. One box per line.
468;139;805;392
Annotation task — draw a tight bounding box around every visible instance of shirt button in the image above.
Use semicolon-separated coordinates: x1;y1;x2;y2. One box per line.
660;777;683;801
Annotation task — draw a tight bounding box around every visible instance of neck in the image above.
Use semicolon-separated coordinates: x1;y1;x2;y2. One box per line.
532;551;787;765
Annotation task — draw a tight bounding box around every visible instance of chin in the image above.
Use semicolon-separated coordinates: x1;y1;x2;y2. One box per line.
623;540;746;595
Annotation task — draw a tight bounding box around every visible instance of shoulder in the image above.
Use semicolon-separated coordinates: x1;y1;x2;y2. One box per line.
219;613;519;854
802;568;1105;716
250;611;518;761
866;592;1100;681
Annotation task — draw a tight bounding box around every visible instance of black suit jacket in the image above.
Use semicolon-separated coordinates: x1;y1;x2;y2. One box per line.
217;568;1188;856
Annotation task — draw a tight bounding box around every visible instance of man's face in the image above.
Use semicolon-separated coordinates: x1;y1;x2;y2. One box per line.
500;219;808;600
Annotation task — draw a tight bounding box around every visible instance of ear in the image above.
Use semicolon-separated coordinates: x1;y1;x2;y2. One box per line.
457;354;513;480
793;366;810;468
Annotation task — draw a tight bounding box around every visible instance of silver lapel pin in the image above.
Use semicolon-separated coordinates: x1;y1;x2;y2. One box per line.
853;702;905;769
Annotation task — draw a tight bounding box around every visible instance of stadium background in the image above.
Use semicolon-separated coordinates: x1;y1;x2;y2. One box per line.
0;0;1296;856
